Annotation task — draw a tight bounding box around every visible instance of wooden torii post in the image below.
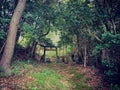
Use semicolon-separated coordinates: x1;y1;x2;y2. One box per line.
39;44;59;63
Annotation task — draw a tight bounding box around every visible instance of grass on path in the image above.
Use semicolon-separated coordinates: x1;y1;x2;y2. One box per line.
0;60;108;90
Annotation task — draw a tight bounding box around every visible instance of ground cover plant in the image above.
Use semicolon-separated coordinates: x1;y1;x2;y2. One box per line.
0;60;112;90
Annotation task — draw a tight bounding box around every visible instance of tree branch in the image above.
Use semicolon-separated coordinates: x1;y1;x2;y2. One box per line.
86;25;103;43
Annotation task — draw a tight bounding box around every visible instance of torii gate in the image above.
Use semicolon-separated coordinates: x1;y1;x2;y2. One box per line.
39;44;59;63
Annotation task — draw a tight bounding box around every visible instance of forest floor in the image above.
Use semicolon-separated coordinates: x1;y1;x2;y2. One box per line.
0;60;110;90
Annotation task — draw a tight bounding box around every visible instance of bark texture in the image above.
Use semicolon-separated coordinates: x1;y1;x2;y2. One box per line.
0;0;26;75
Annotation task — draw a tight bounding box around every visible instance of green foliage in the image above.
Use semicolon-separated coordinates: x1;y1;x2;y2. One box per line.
102;59;119;85
0;30;6;39
102;32;120;48
18;34;32;48
96;44;103;50
92;32;120;86
18;0;57;49
1;1;120;89
102;59;115;69
0;0;15;41
94;44;103;54
40;37;54;46
0;17;10;25
110;84;120;90
58;31;75;46
92;32;120;57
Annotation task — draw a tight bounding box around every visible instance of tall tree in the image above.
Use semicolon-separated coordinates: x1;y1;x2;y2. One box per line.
0;0;26;75
20;0;56;58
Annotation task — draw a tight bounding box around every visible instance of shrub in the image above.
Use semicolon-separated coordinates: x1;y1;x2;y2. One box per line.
110;84;120;90
102;59;120;85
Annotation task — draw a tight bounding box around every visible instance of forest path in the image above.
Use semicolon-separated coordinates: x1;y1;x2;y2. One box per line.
0;60;109;90
46;62;109;90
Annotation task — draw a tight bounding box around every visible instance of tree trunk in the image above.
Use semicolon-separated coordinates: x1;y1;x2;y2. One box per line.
63;46;65;56
102;48;109;61
83;39;87;67
76;33;83;63
111;19;116;34
76;34;80;55
0;0;26;75
43;47;46;62
56;47;59;62
31;41;38;58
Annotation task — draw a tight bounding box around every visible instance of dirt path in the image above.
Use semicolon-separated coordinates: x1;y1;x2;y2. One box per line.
48;63;110;90
0;61;109;90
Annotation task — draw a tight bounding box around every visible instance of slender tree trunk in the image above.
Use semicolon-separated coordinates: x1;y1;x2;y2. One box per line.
111;19;116;34
65;45;67;54
102;48;109;61
31;41;38;58
63;46;65;56
76;33;83;62
83;39;87;67
43;47;46;62
56;47;59;62
0;0;26;75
